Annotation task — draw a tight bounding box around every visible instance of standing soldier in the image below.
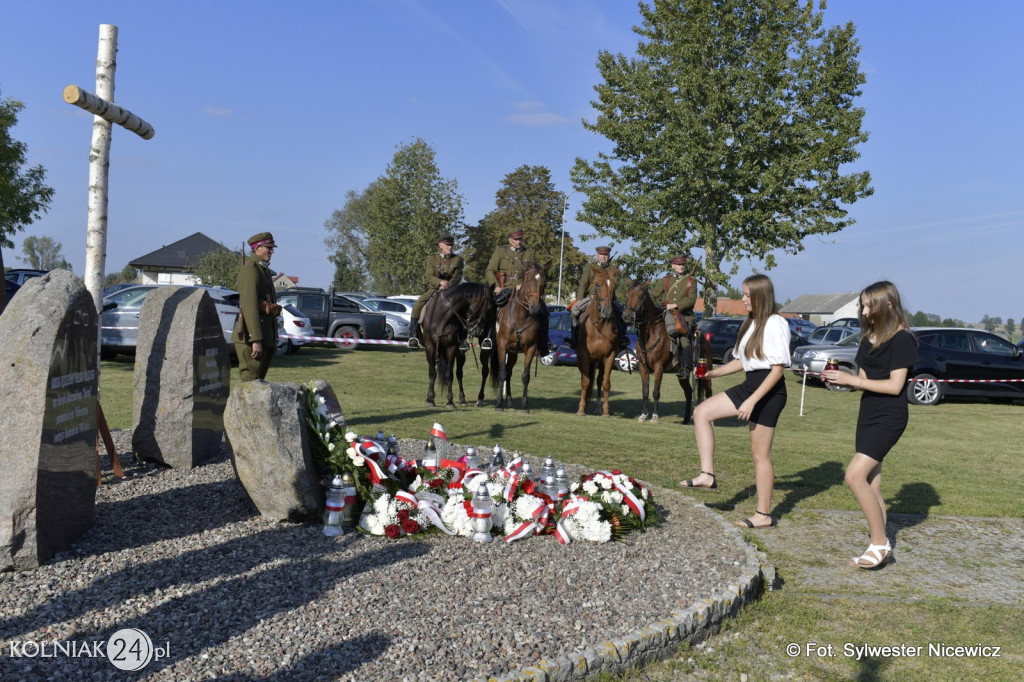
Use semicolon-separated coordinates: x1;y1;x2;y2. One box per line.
233;232;281;383
568;245;630;351
408;235;465;350
649;254;698;379
485;229;554;355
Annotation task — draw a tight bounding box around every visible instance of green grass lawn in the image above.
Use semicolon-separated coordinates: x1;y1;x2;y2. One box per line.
99;345;1024;680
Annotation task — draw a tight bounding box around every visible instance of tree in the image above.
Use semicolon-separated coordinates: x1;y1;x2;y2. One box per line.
1;90;55;309
324;187;372;293
191;244;242;288
465;165;589;301
571;0;872;316
104;263;138;288
359;138;465;295
20;235;70;270
1005;318;1015;338
719;283;743;300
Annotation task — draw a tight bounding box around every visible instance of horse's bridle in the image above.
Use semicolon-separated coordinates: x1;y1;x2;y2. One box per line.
625;286;667;369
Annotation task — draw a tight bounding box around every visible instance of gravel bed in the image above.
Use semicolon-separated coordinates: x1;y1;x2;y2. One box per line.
0;430;751;681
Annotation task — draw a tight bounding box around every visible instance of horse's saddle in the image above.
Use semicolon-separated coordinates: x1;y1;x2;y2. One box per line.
494;289;512;307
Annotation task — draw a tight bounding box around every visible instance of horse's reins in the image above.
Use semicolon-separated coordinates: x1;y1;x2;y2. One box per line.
584;277;617;344
504;272;541;352
628;288;668;373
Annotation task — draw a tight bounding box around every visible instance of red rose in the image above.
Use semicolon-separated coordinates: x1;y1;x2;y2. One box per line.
401;518;420;534
384;524;402;539
428;478;444;489
397;509;410;521
612;469;622;476
523;480;536;495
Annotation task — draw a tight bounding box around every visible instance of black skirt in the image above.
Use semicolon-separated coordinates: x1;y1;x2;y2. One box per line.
724;369;787;427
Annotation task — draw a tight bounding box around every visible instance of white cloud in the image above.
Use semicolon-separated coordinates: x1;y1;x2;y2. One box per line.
203;106;234;117
502;112;570;127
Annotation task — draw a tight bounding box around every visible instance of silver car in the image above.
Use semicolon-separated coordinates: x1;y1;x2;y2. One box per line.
101;285;239;358
359;298;412;340
791;331;861;391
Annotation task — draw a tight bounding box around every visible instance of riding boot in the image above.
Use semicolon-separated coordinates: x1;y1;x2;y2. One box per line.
616;315;630;353
568;322;579;349
538;308;556;356
407;322;423;350
676;343;691;379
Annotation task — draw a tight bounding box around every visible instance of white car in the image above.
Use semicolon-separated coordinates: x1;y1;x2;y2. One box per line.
360;297;413;340
277;303;316;354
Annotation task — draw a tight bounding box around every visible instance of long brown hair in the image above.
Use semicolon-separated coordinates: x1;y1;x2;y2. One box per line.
734;274;776;361
859;281;913;351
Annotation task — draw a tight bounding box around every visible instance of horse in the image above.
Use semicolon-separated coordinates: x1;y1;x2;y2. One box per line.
622;281;713;424
420;282;496;410
487;263;548;412
575;266;619;416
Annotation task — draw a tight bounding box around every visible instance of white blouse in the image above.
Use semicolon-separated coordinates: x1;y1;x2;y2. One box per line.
735;315;791;371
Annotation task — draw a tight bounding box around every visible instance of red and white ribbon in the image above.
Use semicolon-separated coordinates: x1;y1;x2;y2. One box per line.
554;498;582;545
597;471;645;521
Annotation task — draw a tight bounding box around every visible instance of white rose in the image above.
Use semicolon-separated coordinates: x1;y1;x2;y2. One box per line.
599;477;613;490
583;481;599;495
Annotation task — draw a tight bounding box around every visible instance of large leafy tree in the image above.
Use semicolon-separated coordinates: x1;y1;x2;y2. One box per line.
324;187;372;293
362;138;465;295
191;243;242;288
571;0;872;315
20;235;70;270
464;165;589;303
2;90;55;309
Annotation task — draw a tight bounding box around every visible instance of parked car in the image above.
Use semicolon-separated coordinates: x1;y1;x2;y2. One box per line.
4;268;48;286
696;317;745;364
101;284;239;358
103;282;137;296
2;279;21;313
804;325;859;346
276;303;315;354
276;288;387;348
791;331;861;391
785;317;817;340
824;317;861;330
542;310;640;371
352;296;412;340
908;327;1024;405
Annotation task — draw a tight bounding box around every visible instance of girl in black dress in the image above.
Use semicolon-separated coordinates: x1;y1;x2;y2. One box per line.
822;281;919;569
680;274;791;529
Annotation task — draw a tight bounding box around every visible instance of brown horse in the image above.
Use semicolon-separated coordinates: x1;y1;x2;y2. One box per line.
575;266;619;416
622;281;713;424
421;282;496;410
488;263;548;412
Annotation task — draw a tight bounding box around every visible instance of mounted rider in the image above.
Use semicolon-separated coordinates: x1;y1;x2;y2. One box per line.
648;254;698;378
485;229;554;356
568;245;631;352
408;235;466;351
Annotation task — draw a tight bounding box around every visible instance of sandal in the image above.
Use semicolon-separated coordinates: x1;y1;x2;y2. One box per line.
680;471;717;489
735;510;777;529
849;541;892;569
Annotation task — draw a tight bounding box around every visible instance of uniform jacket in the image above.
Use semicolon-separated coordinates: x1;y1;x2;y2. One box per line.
233;254;278;344
486;244;537;288
576;260;618;301
424;252;465;293
650;272;697;314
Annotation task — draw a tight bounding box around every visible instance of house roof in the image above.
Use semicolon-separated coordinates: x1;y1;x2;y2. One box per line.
780;293;859;315
695;298;747;316
129;232;229;269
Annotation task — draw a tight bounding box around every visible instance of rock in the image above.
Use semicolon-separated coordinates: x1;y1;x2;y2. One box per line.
132;287;230;469
0;270;98;571
224;381;323;521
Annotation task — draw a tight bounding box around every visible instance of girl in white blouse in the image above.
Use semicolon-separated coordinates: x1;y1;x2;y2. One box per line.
680;274;791;529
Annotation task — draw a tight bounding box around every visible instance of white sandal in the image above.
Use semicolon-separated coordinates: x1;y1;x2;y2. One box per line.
850;542;891;569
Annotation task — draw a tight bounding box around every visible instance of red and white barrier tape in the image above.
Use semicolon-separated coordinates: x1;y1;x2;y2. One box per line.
804;369;1024;384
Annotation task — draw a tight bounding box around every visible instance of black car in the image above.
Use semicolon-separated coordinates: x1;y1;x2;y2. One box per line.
908;328;1024;405
543;310;640;371
699;316;808;364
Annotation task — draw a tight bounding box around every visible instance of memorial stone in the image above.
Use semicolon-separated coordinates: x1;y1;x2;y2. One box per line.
132;287;230;469
224;381;325;522
0;270;98;571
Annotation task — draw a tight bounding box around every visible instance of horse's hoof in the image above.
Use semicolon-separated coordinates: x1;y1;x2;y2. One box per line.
651;414;659;423
601;413;611;418
475;400;484;407
425;400;436;407
445;404;456;411
576;411;586;416
637;414;648;423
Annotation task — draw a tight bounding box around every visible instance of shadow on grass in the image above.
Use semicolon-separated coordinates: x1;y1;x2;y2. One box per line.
706;461;847;520
886;481;940;545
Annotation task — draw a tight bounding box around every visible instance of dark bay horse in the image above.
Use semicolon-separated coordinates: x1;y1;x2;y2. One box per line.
575;266;619;416
622;281;713;424
421;282;496;409
488;263;548;412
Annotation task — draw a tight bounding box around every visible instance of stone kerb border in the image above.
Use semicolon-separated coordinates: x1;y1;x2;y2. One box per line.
480;497;774;682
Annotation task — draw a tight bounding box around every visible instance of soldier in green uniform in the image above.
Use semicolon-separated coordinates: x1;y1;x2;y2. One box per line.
485;229;554;355
649;254;698;378
408;236;465;350
233;232;281;383
568;246;630;351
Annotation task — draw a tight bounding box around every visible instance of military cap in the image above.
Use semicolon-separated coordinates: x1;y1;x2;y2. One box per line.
438;235;455;245
248;232;276;249
670;254;688;265
508;229;524;239
595;246;612;255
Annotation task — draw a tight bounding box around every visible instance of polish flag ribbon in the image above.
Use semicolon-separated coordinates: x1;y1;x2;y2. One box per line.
597;471;645;521
504;496;549;543
554;498;583;545
413;491;457;535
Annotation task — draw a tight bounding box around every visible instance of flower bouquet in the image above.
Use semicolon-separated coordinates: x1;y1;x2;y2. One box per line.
569;470;658;538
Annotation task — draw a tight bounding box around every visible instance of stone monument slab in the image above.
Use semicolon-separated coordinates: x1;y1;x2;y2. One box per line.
132;287;230;469
0;270;98;571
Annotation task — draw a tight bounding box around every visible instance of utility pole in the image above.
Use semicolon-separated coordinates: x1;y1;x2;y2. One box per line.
556;193;568;306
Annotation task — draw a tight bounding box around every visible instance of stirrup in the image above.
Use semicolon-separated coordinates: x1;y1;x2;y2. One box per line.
480;338;493;350
407;338;420;349
458;340;471;352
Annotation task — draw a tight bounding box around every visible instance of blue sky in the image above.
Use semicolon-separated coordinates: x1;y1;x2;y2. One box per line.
3;0;1022;323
